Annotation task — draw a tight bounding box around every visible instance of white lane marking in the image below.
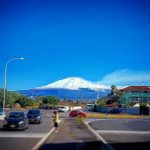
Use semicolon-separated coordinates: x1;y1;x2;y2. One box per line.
84;121;115;150
124;121;129;122
0;133;45;138
96;130;150;135
84;118;126;124
32;127;55;150
32;119;63;150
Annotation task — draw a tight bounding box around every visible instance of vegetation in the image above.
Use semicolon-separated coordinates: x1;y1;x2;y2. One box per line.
0;88;34;108
87;112;147;119
139;103;149;115
96;98;107;106
0;88;60;109
75;115;85;122
40;96;60;106
107;85;123;103
125;101;134;108
95;85;122;107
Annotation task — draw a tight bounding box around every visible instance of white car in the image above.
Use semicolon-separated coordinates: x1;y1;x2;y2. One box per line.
58;106;69;112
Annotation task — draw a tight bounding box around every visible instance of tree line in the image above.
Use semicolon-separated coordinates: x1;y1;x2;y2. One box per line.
0;88;60;108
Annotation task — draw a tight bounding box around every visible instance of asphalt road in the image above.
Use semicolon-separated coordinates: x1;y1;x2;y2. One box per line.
0;110;69;150
2;109;150;150
89;118;150;150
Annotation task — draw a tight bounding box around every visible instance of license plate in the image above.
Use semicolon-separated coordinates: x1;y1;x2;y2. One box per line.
10;124;15;128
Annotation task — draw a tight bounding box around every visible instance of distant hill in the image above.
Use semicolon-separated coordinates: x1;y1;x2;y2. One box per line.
18;88;110;100
17;77;111;100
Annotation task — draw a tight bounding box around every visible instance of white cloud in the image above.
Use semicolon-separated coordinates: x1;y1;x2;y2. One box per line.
98;69;150;86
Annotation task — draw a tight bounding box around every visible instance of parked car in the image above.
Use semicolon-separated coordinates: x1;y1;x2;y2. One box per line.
108;109;121;114
69;110;87;117
27;109;41;124
86;104;95;111
38;105;49;109
3;111;29;130
58;106;69;112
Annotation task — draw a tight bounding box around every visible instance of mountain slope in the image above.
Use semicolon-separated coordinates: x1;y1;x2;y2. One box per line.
18;77;111;100
18;88;110;100
36;77;110;90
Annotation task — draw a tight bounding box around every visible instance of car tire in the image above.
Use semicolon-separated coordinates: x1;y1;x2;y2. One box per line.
21;125;26;131
20;128;25;131
3;125;6;130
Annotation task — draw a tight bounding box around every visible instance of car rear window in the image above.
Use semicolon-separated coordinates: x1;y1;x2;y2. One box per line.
9;112;24;118
28;110;40;114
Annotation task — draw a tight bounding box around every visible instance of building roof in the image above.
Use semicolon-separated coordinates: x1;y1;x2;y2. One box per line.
122;86;150;92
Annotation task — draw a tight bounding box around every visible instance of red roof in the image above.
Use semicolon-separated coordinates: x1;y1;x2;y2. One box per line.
122;86;150;92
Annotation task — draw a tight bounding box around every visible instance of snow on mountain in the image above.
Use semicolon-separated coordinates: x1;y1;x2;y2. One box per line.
36;77;110;90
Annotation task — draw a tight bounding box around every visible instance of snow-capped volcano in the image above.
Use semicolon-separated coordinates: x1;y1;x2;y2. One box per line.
18;77;111;100
36;77;110;90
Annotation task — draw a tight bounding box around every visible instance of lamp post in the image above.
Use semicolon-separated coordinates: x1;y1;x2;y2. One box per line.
3;57;24;115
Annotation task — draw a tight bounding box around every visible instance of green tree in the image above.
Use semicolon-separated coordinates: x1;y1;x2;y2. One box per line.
0;88;34;108
15;95;34;107
125;101;133;108
111;85;117;97
107;85;123;102
42;96;60;106
34;96;43;104
96;98;107;106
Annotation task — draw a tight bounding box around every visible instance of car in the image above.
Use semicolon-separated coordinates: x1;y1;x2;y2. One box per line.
69;110;87;117
107;109;121;114
86;104;95;111
58;106;69;112
27;109;41;124
3;111;29;130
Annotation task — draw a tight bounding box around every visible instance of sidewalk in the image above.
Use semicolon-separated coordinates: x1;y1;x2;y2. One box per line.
39;119;101;150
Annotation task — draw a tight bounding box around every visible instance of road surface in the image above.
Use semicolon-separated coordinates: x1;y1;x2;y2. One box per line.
89;118;150;150
0;110;69;150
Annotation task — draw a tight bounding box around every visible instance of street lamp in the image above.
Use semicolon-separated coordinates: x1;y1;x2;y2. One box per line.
3;57;24;115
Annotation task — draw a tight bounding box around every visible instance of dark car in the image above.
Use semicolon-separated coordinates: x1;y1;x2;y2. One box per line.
27;109;41;124
69;110;87;117
108;109;121;114
3;111;29;130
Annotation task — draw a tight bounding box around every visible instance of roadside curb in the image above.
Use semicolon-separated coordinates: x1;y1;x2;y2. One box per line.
83;120;115;150
32;119;64;150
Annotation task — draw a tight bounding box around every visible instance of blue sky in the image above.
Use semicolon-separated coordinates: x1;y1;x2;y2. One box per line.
0;0;150;90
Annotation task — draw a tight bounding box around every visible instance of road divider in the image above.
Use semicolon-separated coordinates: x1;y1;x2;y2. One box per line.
32;119;64;150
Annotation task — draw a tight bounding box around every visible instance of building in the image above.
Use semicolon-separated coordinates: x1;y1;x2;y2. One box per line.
120;86;150;104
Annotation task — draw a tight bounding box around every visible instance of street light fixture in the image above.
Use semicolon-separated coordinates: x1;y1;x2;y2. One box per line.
2;57;24;115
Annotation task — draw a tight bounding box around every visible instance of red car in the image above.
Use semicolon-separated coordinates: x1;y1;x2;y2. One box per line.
69;110;87;117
